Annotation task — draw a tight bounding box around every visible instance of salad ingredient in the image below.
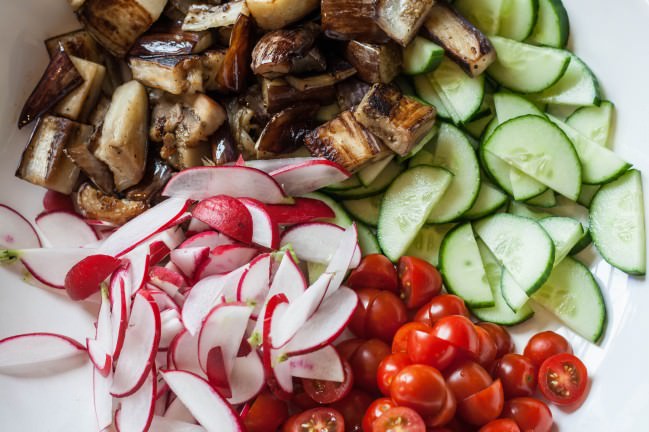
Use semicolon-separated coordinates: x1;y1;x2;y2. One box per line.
392;322;430;353
445;361;493;402
363;398;397;432
114;367;156;432
346;254;399;293
479;419;521;432
283;407;344;432
530;55;599;106
377;352;412;395
407;329;458;371
478;322;515;358
361;290;409;343
191;195;253;244
320;0;389;43
474;325;497;368
0;332;86;375
348;338;391;393
538;353;588;406
403;36;444;75
523;331;573;368
243;391;289;432
64;254;121;300
76;183;149;225
375;0;436;47
492;354;538;398
270;160;350;197
302;359;353;404
398;256;443;309
566;101;614;147
389;364;447;418
35;210;98;248
328;389;373;431
372;407;425;432
502;397;553;432
456;379;504;425
431;315;479;357
527;0;570;48
414;294;470;326
0;204;41;249
54;56;106;122
344;41;402;85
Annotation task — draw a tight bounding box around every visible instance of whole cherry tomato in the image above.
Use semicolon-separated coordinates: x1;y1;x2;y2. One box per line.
283;407;345;432
349;288;381;338
365;290;409;343
502;397;553;432
392;322;430;353
538;353;588;406
414;295;470;326
445;361;493;402
424;384;456;428
398;256;443;309
377;353;411;396
337;338;364;361
372;407;426;432
303;359;354;404
329;389;373;432
457;379;504;426
492;354;537;398
523;331;573;368
348;339;391;393
474;325;497;369
347;254;399;293
244;390;289;432
362;398;397;432
390;364;448;418
431;315;479;358
479;419;521;432
477;322;514;358
407;330;458;371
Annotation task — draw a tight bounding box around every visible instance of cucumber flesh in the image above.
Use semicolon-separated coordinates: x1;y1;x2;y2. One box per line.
440;223;495;307
577;184;600;208
403;36;445;75
324;175;362;191
499;0;539;41
509;168;548;201
508;201;551;219
530;54;600;106
500;271;532;311
413;75;452;120
566;101;614;148
406;224;455;267
539;216;584;264
325;161;405;200
455;0;502;35
526;0;570;48
357;222;381;256
378;166;453;261
465;113;495;139
526;189;556;207
358;155;395;187
342;194;383;227
302;192;352;228
590;169;646;275
463;180;508;220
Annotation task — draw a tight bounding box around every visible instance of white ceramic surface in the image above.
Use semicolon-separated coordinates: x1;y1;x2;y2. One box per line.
0;1;648;431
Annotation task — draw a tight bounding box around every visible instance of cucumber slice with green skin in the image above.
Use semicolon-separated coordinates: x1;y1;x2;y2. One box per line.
500;271;532;311
508;201;552;219
474;213;555;294
398;124;439;162
465;113;495;140
405;224;456;267
440;223;495;307
455;0;502;35
526;0;570;48
525;189;556;208
590;169;646;275
545;103;578;120
577;184;600;208
323;175;362;191
473;239;534;325
567;101;614;148
325;161;405;200
532;257;606;342
482;117;500;141
403;36;445;75
499;0;539;41
411;123;482;223
342;194;383;227
413;75;452;120
570;230;592;255
484;115;582;200
488;36;571;93
529;55;600;106
378;166;453;262
357;222;381;256
358;155;395;187
463;180;508;220
548;115;631;185
509;168;549;202
302;192;352;228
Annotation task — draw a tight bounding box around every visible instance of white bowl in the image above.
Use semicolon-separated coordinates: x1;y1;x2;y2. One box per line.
1;0;648;430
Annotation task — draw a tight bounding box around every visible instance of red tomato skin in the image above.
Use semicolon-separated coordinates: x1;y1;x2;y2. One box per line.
329;389;373;432
445;360;493;402
347;254;399;293
365;291;409;343
392;322;430;353
407;330;458;371
398;256;443;309
474;325;497;369
362;398;396;432
424;384;456;428
492;354;538;398
538;353;588;406
457;379;504;426
479;419;521;432
302;359;354;404
349;339;391;393
477;322;515;358
389;364;448;418
502;397;553;432
42;190;76;213
414;295;470;326
349;288;381;338
283;407;345;432
523;331;573;368
377;353;412;396
337;338;364;361
372;407;426;432
431;315;480;358
244;390;289;432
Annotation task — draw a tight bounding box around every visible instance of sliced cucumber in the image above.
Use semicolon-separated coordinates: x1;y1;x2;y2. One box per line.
378;166;453;262
455;0;502;35
533;257;606;342
440;223;495;307
302;192;352;228
483;115;582;200
500;271;532;311
342;194;383;227
405;224;456;267
590;169;646;275
548;115;631;185
499;0;539;41
413;75;452;120
463;180;508;220
324;175;362;191
398;124;439;162
566;101;614;147
526;0;570;48
508;201;551;219
488;36;571;93
474;213;555;293
577;184;600;208
509;168;549;202
530;55;600;106
465;113;495;139
539;216;585;264
357;222;381;256
358;155;395;187
494;92;546;121
325;161;405;200
403;36;445;75
526;189;556;207
427;58;485;124
545;103;578;120
411;123;481;223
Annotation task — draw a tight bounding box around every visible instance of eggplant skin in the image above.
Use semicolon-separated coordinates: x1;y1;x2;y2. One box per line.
129;55;204;95
256;104;319;154
217;13;255;94
251;25;319;78
45;29;103;63
125;157;173;202
374;0;436;46
261;77;337;113
321;0;390;43
64;123;115;194
210;124;240;166
76;182;148;226
344;41;402;84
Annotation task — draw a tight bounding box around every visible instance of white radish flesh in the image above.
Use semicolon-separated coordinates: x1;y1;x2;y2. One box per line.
170;330;203;376
227;351;265;405
0;204;41;248
0;332;86;375
180;231;235;249
194;245;258;279
159;309;184;350
18;247;98;289
93;367;114;431
236;254;271;319
151;416;206;432
35;211;98;247
114;367;156;432
171;247;209;280
280;223;361;266
288;345;344;382
239;198;280;249
245;157;328;173
271;160;350;196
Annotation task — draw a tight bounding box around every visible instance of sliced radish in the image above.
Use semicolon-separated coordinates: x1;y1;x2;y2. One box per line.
266;198;335;225
164;396;196;423
161;369;245;431
323;224;360;299
192;196;253;244
205;346;231;398
9;247;98;289
186;218;211;236
147;227;185;265
238;198;280;249
271;160;350;196
110;267;129;360
170;247;209;280
150;416;206;432
228;350;265;405
0;204;41;248
86;219;118;228
280;222;361;265
93;367;114;431
35;211;98;247
288;345;344;382
170;330;203;376
162;166;289;204
123;247;151;295
0;333;86;375
42;190;75;213
236;254;271;319
115;366;156;432
87;338;112;377
160;309;184;350
155;390;169;416
194;244;258;280
262;294;293;398
111;291;161;397
179;231;235;249
147;288;181;314
88;292;113;376
245;157;327;173
63;254;122;300
149;266;187;298
149;241;171;266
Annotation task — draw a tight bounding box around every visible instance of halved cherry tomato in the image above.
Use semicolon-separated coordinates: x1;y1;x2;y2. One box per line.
502;397;553;432
397;256;443;309
348;339;391;393
362;398;397;432
477;322;514;358
538;353;588;406
390;364;448;418
474;325;497;369
492;353;537;398
337;338;364;362
392;322;430;353
479;419;521;432
414;295;469;326
283;407;345;432
377;353;411;396
372;407;426;432
424;384;456;428
244;390;289;432
329;389;373;432
523;331;573;368
347;254;399;293
457;379;504;426
445;361;493;402
365;290;409;342
407;330;458;371
303;359;353;404
349;288;381;338
431;315;479;357
292;380;320;410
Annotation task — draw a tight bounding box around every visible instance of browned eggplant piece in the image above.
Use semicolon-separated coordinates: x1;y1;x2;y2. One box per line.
77;0;168;57
129;30;214;57
284;60;357;92
201;49;227;91
63;122;115;194
68;0;87;11
251;24;321;78
210;124;240;165
257;104;319;154
94;81;148;192
290;48;327;75
44;29;103;63
423;2;496;77
125;158;173;201
304;110;387;172
321;0;390;43
374;0;436;46
315;103;343;122
344;41;402;84
18;50;83;129
182;0;249;31
261;77;337;113
217;13;255;94
16;115;82;194
76;182;148;225
247;0;319;30
354;84;436;156
226;97;262;159
336;78;371;111
171;0;222;14
129;55;204;94
54;56;106;122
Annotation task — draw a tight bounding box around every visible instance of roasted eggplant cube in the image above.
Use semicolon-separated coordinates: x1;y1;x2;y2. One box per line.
129;30;214;57
201;50;227;91
182;0;249;31
423;2;496;77
375;0;436;46
344;41;402;84
76;182;148;226
354;84;436;156
304;111;386;172
54;56;106;122
251;25;320;78
129;55;204;95
261;77;337;113
64;123;115;194
16;115;82;194
45;29;103;63
321;0;390;43
247;0;319;31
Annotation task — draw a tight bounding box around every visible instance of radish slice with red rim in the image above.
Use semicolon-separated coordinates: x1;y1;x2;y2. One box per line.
115;366;156;432
266;198;335;225
93;367;114;431
262;294;293;398
110;267;129;361
35;211;98;247
0;203;41;248
186;218;210;237
323;224;360;299
236;254;271;319
227;350;265;405
164;396;196;423
150;416;206;432
205;346;232;398
194;244;258;280
179;231;235;249
63;253;122;300
149;266;187;299
192;195;254;244
288;345;344;382
271;160;350;196
159;309;184;351
170;247;209;280
147;287;181;313
238;198;280;249
87;338;112;377
169;330;203;376
245;157;328;173
0;332;86;376
280;222;361;266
